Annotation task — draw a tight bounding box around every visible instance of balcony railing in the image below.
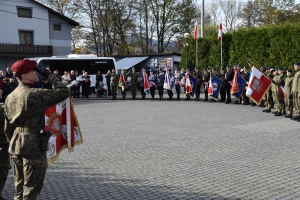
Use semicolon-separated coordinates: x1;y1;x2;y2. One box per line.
0;43;53;56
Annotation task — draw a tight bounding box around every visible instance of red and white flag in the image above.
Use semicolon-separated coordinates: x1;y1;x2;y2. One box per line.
218;23;222;40
185;74;192;93
278;85;284;97
208;74;213;95
231;68;239;94
246;67;272;104
194;21;199;40
45;97;83;165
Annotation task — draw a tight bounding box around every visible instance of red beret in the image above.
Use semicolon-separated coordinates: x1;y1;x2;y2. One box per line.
0;80;3;90
11;59;37;74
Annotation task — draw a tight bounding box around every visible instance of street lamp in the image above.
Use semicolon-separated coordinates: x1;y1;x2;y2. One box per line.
184;33;190;69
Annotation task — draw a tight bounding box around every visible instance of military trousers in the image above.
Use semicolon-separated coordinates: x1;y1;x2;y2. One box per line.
272;91;285;113
111;85;117;96
167;90;173;99
175;85;180;99
220;87;226;102
0;146;10;199
120;86;126;97
265;89;273;110
11;151;47;200
285;95;293;115
150;86;155;98
158;87;163;97
131;84;137;97
293;93;300;116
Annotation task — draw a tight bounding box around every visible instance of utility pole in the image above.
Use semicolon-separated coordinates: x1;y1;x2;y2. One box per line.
201;0;204;38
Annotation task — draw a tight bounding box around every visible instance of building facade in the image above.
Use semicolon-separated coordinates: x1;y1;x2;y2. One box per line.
0;0;78;70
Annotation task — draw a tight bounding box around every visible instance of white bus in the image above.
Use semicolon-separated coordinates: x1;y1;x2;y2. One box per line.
28;54;118;87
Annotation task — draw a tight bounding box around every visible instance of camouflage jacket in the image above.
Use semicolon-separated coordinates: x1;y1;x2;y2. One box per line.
4;73;70;155
126;71;138;85
107;73;119;86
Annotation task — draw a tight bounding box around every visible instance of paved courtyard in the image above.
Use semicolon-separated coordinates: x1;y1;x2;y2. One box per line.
3;93;300;200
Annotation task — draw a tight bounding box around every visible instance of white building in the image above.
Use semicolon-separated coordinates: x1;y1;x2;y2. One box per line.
0;0;79;70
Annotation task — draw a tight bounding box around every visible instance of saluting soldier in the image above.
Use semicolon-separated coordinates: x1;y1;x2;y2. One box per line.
219;68;226;102
224;66;234;104
284;69;293;118
107;69;119;100
148;69;157;100
4;59;70;200
291;62;300;121
194;67;202;101
157;69;165;100
271;68;285;116
262;67;273;113
0;80;10;200
174;68;183;101
126;67;138;100
203;68;210;102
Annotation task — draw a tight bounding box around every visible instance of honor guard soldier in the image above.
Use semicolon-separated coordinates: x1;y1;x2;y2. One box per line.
291;62;300;121
284;69;293;118
219;68;226;102
138;68;146;100
157;69;165;100
233;64;243;104
203;68;210;101
224;66;234;104
4;59;70;200
167;68;174;100
118;68;127;100
194;67;202;101
148;69;157;100
262;67;273;113
174;68;183;101
126;67;138;100
107;69;119;100
242;66;250;105
0;80;10;200
209;68;217;102
271;68;285;116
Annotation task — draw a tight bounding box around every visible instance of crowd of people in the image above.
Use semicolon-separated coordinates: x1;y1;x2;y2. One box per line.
103;63;300;123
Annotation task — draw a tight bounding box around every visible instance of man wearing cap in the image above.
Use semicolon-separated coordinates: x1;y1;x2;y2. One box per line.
148;69;157;100
138;68;146;100
271;68;285;116
291;62;300;121
194;67;202;101
174;68;183;101
218;68;226;102
0;79;10;200
242;66;250;105
203;68;210;102
107;69;119;100
224;66;234;104
262;67;274;113
157;69;165;100
284;69;293;118
4;59;70;200
126;67;138;100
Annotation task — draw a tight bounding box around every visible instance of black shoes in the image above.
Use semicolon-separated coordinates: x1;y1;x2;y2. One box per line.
272;111;278;114
285;114;292;118
274;112;282;116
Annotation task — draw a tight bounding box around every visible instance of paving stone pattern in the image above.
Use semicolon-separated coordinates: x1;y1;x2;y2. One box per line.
3;93;300;200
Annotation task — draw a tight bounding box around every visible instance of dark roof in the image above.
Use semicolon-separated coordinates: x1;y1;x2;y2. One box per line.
110;52;182;58
32;0;79;27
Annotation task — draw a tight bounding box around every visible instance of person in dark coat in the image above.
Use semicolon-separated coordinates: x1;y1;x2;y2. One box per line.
242;66;250;105
81;72;91;98
105;70;112;96
95;71;103;93
157;69;165;100
193;67;202;101
138;68;146;100
224;66;234;104
202;68;210;101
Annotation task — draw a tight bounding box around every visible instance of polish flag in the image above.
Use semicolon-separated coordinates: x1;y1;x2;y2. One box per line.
208;74;213;94
231;68;239;94
185;74;192;93
278;86;284;97
246;67;272;104
194;21;199;40
218;23;222;40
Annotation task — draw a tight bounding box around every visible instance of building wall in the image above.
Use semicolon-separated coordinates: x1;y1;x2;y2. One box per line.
0;57;24;71
49;12;72;55
0;0;50;45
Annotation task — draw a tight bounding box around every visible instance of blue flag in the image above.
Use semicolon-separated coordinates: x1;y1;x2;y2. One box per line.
232;73;245;102
208;74;222;100
186;74;198;97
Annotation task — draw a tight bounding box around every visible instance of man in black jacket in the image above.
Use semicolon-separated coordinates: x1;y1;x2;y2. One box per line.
224;66;234;104
194;67;202;101
203;68;210;102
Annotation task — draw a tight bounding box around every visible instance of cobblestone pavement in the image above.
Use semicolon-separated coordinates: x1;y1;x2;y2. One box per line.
3;93;300;200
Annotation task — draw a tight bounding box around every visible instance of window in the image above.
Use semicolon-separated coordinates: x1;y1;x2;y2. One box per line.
53;24;61;30
17;7;32;18
19;31;33;45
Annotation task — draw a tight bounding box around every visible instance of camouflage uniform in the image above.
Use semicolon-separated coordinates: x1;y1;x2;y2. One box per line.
284;75;293;116
0;104;10;200
5;73;70;200
126;71;138;99
107;73;119;99
265;72;274;111
271;73;285;114
292;70;300;118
